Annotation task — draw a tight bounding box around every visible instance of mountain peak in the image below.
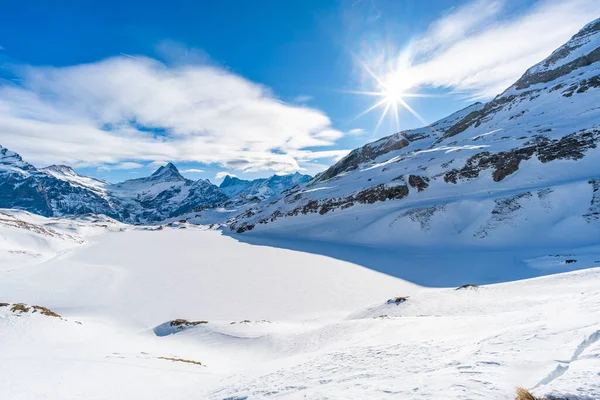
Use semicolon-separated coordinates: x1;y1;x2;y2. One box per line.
0;145;36;171
42;164;76;174
511;17;600;92
150;162;184;181
219;175;242;188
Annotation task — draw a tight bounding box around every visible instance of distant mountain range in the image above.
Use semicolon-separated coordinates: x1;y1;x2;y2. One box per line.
229;18;600;246
220;173;311;201
0;146;308;223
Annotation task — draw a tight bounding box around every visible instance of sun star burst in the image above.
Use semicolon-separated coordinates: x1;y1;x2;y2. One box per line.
348;55;436;134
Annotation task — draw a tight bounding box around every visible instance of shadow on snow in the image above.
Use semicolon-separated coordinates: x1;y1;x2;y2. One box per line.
223;230;590;287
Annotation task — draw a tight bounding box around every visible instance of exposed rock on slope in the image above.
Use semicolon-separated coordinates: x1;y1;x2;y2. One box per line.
313;102;483;184
229;18;600;244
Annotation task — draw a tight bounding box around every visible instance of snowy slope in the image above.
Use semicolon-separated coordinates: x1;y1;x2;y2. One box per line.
0;209;125;271
40;164;109;195
0;222;599;399
230;19;600;245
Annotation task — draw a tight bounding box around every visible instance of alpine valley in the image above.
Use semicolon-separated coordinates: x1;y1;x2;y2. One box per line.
2;16;600;400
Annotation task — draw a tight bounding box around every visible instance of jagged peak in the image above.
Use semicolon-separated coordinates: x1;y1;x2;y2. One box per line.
150;162;184;181
573;18;600;40
0;145;36;171
41;164;76;174
219;175;245;188
511;17;600;91
1;145;23;162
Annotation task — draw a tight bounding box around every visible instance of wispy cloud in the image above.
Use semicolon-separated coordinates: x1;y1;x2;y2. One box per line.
119;52;142;60
215;171;235;180
293;95;313;104
114;162;145;170
381;0;600;99
180;168;205;174
288;149;351;163
95;161;144;172
347;128;366;136
0;54;344;174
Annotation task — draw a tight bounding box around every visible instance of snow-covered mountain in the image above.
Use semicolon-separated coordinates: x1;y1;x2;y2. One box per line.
0;148;228;223
40;164;108;195
1;146;119;218
219;172;311;201
108;163;229;222
1;144;311;224
230;18;600;245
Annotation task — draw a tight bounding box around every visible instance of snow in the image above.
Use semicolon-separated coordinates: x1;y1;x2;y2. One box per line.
0;210;85;270
40;164;109;195
219;172;311;201
0;210;599;399
229;20;600;243
2;17;600;400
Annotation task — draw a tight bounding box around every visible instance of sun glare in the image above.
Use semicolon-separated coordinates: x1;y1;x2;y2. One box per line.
348;55;432;133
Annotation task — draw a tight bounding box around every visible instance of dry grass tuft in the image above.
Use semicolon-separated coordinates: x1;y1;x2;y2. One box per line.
31;305;61;318
515;388;548;400
456;283;480;290
158;356;203;366
6;303;61;318
387;296;409;304
10;303;31;313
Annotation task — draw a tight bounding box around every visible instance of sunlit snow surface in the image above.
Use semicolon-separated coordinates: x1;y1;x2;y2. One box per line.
0;210;599;399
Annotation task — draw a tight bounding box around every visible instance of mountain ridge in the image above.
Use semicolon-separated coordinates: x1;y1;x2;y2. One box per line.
219;172;311;201
0;147;310;223
229;18;600;244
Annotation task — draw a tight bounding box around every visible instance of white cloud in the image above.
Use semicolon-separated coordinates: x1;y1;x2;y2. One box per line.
95;161;144;172
114;162;144;170
293;95;313;103
289;149;351;163
347;128;367;136
0;55;344;174
146;161;167;169
381;0;600;99
180;168;205;174
215;172;236;180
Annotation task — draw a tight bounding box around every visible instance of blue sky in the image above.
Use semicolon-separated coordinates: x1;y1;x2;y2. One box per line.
1;0;599;183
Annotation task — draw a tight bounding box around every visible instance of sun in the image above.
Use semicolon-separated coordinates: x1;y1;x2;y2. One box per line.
382;73;414;102
347;56;431;133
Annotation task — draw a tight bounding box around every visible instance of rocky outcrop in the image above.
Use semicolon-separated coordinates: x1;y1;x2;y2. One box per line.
474;192;533;238
584;179;600;222
408;175;430;192
314;136;410;183
397;205;445;231
231;183;410;231
444;130;599;183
